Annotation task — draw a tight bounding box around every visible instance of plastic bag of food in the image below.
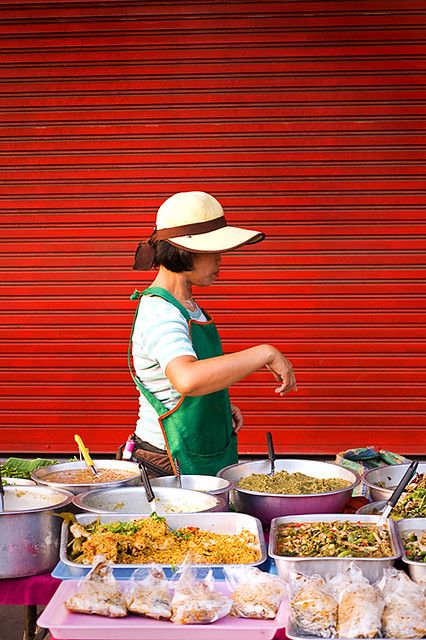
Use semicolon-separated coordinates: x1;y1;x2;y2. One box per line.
170;558;232;624
378;568;426;638
328;563;383;639
64;558;127;618
224;566;286;619
124;565;172;620
288;572;337;638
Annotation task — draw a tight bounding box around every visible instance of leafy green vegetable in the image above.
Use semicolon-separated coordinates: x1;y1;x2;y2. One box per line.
0;457;57;479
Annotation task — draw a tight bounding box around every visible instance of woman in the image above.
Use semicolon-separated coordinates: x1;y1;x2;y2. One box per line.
126;191;297;476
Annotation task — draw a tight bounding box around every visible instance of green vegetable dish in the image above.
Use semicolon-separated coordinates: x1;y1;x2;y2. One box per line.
275;521;393;558
237;470;351;495
390;474;426;519
403;530;426;563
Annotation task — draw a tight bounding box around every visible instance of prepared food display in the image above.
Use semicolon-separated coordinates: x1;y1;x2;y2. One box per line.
237;470;351;495
402;529;426;563
389;474;426;519
61;557;286;629
287;564;426;639
275;521;393;559
67;513;261;565
43;468;135;484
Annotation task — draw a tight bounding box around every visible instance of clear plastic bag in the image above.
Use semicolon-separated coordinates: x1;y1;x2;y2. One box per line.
64;558;127;618
378;568;426;638
224;565;286;619
170;557;232;624
124;565;172;620
288;572;337;638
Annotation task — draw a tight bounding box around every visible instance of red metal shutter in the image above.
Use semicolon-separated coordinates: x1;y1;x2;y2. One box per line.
0;1;425;455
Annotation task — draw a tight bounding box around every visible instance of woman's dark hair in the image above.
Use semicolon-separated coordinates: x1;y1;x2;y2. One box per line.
153;240;194;272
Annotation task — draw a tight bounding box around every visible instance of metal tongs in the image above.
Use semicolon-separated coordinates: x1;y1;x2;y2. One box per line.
0;469;4;512
377;459;419;526
139;462;157;513
267;431;276;477
174;457;182;488
74;433;97;476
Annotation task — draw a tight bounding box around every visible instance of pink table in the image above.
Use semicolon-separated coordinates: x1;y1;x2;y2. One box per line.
0;572;61;640
50;630;288;640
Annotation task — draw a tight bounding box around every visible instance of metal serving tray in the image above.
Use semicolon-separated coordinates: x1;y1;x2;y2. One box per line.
397;517;426;585
268;514;401;583
59;512;266;578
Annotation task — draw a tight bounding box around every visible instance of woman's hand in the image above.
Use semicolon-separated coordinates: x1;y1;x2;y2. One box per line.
231;404;244;433
265;347;297;396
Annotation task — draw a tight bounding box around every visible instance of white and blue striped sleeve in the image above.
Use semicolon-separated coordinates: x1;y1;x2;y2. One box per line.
134;296;197;374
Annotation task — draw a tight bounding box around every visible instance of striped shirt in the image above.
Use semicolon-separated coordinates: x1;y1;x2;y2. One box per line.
132;295;206;449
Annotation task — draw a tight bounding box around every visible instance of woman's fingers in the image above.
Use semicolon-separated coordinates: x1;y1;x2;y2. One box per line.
231;403;244;432
267;357;297;396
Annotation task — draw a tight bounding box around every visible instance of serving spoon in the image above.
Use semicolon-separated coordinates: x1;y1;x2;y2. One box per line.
74;433;97;476
377;459;419;526
267;431;276;477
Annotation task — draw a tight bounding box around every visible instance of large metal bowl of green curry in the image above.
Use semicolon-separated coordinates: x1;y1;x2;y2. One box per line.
217;458;359;527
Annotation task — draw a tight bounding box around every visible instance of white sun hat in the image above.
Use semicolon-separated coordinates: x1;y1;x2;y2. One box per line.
133;191;264;270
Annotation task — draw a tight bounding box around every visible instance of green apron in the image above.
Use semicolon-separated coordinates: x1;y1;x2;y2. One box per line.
128;286;238;475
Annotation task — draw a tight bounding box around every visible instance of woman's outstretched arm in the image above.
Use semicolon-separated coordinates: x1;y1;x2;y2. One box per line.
165;344;296;397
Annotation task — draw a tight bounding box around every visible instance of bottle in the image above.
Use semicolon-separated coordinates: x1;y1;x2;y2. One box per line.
122;434;136;460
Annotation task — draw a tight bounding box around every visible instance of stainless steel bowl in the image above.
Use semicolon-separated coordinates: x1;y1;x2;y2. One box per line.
151;475;233;508
217;458;359;526
0;485;73;578
356;500;386;516
72;486;226;514
31;459;141;495
363;462;426;501
2;476;36;486
357;497;426;520
397;517;426;585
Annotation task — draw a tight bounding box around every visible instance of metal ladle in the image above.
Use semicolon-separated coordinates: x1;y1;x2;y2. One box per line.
267;431;276;477
377;459;419;526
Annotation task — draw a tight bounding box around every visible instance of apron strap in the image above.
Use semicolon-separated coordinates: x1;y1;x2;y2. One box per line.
141;286;191;321
127;289;167;417
127;286;192;416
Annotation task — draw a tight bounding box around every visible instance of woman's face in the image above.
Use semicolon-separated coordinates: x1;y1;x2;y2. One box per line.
189;252;222;287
